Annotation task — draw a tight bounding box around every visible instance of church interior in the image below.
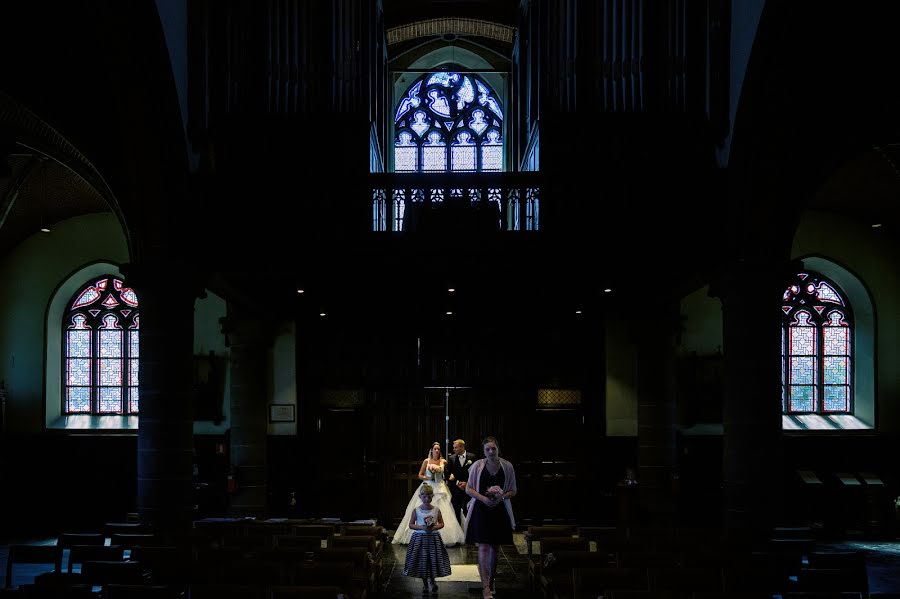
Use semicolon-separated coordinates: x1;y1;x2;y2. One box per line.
1;0;900;597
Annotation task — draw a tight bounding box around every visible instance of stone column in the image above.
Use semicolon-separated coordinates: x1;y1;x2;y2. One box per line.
633;298;680;526
713;259;787;537
121;262;197;539
221;309;271;518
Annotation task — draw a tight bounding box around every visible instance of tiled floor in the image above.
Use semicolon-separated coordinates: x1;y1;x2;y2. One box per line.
382;533;536;598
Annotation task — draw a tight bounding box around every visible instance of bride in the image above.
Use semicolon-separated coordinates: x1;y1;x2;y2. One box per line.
392;442;466;546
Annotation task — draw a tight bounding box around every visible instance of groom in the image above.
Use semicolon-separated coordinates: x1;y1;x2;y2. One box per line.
447;438;476;524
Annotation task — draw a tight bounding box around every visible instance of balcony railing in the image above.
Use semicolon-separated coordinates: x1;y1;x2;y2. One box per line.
371;173;541;233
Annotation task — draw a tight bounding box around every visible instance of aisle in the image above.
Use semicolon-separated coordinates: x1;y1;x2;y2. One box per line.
382;531;535;597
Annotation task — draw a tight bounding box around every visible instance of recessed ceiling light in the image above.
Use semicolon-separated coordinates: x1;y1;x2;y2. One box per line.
575;310;582;314
319;312;326;317
445;311;453;315
872;223;882;228
448;288;456;293
603;288;612;293
296;289;305;294
40;227;50;233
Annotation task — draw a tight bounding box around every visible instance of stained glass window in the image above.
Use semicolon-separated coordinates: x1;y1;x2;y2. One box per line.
63;276;139;415
781;272;852;414
393;71;504;172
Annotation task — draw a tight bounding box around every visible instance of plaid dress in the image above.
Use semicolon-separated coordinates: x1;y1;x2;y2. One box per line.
403;506;452;578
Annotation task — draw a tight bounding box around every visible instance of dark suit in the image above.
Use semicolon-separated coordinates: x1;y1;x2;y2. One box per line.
446;451;476;524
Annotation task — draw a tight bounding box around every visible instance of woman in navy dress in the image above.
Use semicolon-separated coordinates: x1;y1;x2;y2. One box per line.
465;436;517;599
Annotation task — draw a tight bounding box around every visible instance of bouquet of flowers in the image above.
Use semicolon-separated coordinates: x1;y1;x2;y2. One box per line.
486;485;504;500
423;514;435;528
427;463;444;478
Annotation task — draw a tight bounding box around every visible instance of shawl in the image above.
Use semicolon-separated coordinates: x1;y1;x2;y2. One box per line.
464;457;517;530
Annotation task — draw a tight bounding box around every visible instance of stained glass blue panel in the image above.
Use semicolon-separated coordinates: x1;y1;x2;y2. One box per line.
129;330;139;357
789;386;815;412
67;330;91;357
395;146;417;172
129;359;139;386
394;72;503;172
790;357;816;385
423;146;446;171
824;321;849;355
129;387;139;413
823;385;849;412
789;322;816;355
99;387;122;413
100;330;123;358
816;282;843;304
451;144;476;172
823;357;848;385
67;358;91;386
99;358;122;386
67;387;90;413
481;145;503;171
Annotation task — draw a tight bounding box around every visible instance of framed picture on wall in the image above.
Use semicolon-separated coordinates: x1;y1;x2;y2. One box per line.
269;404;295;423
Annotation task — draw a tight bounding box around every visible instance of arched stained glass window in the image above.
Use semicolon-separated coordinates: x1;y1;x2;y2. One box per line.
781;272;852;414
394;71;503;172
63;276;139;415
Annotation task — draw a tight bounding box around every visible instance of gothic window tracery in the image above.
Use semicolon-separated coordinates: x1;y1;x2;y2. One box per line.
394;71;504;172
63;276;140;415
781;272;852;414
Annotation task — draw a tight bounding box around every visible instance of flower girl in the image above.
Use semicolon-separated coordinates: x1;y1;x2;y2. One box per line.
403;483;451;594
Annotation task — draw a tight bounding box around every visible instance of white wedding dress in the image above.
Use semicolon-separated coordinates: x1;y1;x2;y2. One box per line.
392;464;466;546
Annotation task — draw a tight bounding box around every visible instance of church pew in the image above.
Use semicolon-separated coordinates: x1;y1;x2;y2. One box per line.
5;545;63;589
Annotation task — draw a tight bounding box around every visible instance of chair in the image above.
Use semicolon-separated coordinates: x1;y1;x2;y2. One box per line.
67;546;125;573
103;584;181;599
772;526;814;540
273;535;323;550
311;547;374;594
56;534;106;549
525;525;577;558
806;551;866;570
329;535;380;556
649;567;723;593
269;586;345;599
577;526;625;553
5;545;63;589
188;584;267;599
796;568;869;596
328;535;382;587
617;550;681;569
289;525;334;539
627;528;676;551
129;546;188;585
109;534;158;549
339;525;383;538
722;565;790;594
529;536;590;591
605;593;676;599
219;560;285;586
19;581;97;598
80;560;145;585
571;567;649;599
783;593;864;599
292;563;359;599
537;550;612;598
103;523;148;537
